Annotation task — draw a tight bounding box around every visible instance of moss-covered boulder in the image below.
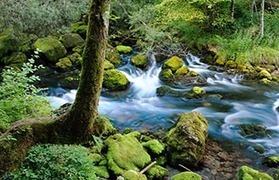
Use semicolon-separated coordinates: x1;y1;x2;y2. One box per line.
162;56;184;72
60;33;84;49
34;36;67;63
94;166;110;179
166;112;208;167
215;55;226;66
146;165;168;180
131;53;148;69
263;156;279;168
175;66;189;76
122;170;147;180
70;22;88;39
104;60;115;70
106;45;121;66
142;139;164;155
0;28;17;58
92;116;117;137
55;57;72;71
258;69;272;80
103;69;130;91
225;60;237;69
67;52;82;67
0;52;27;66
238;124;267;139
105;133;151;175
171;172;202;180
116;45;133;54
188;86;206;98
159;69;173;81
236;166;273;180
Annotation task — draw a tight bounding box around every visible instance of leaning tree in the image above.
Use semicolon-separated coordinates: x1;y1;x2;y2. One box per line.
0;0;111;175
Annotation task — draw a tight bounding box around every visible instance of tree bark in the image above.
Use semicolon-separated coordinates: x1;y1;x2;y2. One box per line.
261;0;265;38
230;0;235;21
0;0;111;174
61;0;110;143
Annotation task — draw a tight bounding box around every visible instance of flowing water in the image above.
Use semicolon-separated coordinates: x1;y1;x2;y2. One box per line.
47;53;279;156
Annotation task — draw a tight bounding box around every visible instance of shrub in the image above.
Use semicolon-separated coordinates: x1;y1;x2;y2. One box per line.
0;59;52;131
0;0;91;36
9;144;97;179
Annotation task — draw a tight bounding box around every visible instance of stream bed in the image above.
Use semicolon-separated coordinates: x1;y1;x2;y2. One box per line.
46;53;279;173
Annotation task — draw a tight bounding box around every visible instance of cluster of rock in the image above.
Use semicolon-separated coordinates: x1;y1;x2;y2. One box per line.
202;47;279;85
80;112;276;179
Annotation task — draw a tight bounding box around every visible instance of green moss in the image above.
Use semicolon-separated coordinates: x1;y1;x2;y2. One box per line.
225;60;237;69
175;66;189;76
162;56;184;72
146;165;168;179
105;133;151;175
237;166;273;180
72;45;84;54
259;69;272;80
142;139;164;155
94;166;110;179
272;169;279;180
159;69;173;81
131;53;148;69
1;52;27;66
215;55;226;66
263;156;279;167
166;112;208;167
103;69;130;91
187;70;198;77
92;115;117;136
104;60;115;70
55;57;72;70
89;153;102;164
260;78;271;84
191;86;206;96
106;46;121;66
59;33;84;48
34;36;67;62
70;22;88;39
67;52;82;66
116;45;133;54
0;28;17;58
122;170;147;180
171;172;202;180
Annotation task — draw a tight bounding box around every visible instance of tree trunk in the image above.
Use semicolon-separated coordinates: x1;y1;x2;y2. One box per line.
61;0;110;143
261;0;265;38
0;0;111;174
230;0;235;21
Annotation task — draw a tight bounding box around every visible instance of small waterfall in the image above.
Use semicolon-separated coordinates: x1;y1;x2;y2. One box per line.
124;53;161;99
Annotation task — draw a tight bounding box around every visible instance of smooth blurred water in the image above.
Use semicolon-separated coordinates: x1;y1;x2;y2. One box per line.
46;53;279;155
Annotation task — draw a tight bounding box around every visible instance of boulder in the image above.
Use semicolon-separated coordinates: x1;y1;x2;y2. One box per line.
258;69;272;80
175;66;189;76
162;56;184;72
67;52;82;67
60;33;84;49
188;86;206;98
146;165;168;179
94;166;109;179
122;170;147;180
142;139;164;155
238;124;267;139
55;57;72;71
236;166;273;180
166;112;208;167
263;156;279;168
105;133;151;175
225;60;237;69
92;116;117;137
171;172;202;180
131;53;148;69
34;36;67;63
0;52;27;66
106;45;121;66
159;69;173;81
116;45;133;54
103;69;130;91
104;60;115;70
70;22;88;39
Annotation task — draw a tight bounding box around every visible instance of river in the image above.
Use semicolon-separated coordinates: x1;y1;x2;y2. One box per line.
46;53;279;157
